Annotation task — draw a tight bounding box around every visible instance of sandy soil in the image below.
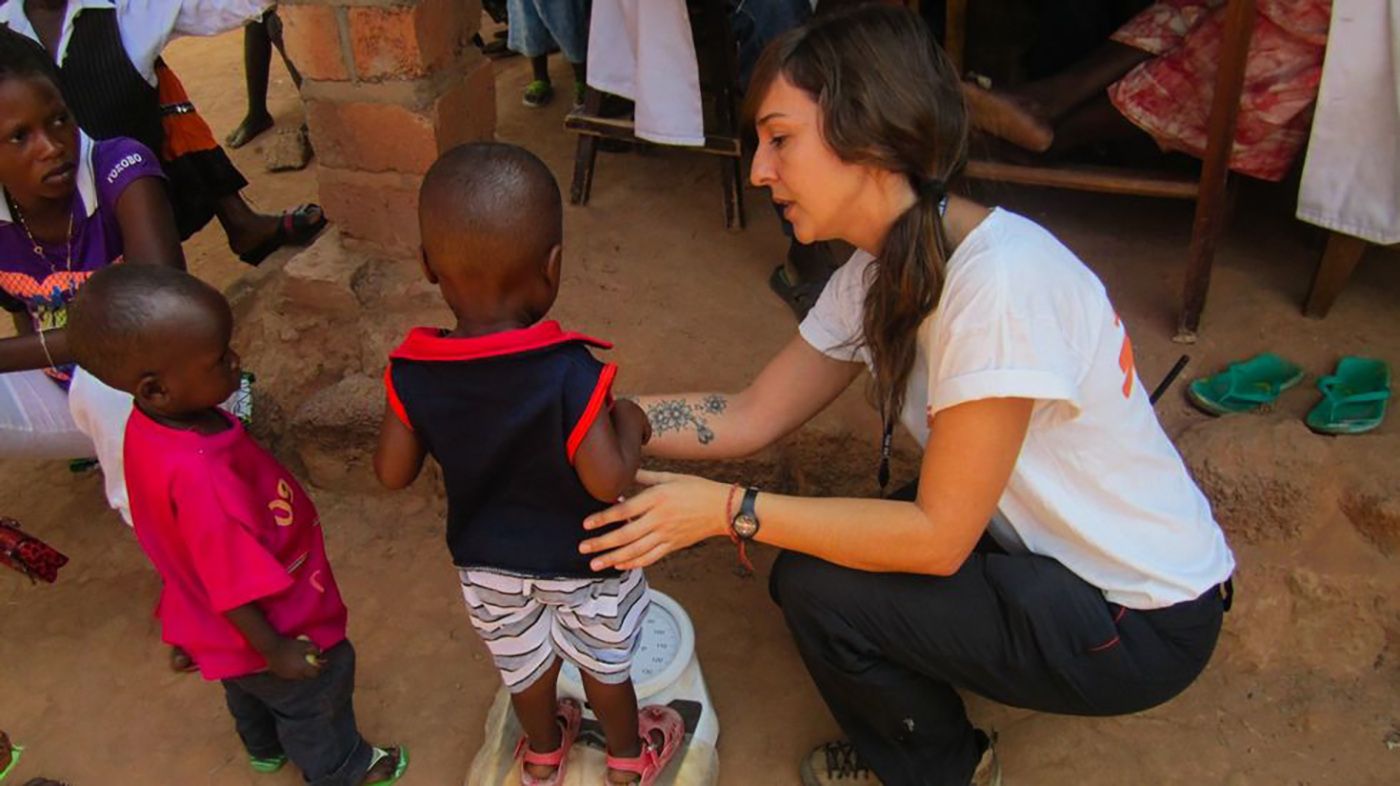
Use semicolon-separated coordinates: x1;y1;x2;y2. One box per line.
2;25;1398;786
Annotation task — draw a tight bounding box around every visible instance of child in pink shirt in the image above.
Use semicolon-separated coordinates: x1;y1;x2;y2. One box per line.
65;264;407;786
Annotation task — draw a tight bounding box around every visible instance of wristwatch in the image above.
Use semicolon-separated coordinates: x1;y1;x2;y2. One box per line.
731;486;761;540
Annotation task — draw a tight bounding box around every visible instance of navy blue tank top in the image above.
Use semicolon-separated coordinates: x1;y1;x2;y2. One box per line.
385;321;620;578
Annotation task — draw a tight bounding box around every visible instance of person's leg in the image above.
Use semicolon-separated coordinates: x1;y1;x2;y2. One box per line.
509;658;569;779
1043;91;1153;157
222;679;285;763
965;0;1211;151
769;548;1224;786
153;61;325;259
236;641;398;786
227;15;276;149
214;194;325;263
581;675;651;784
548;569;661;782
524;54;555;107
962;40;1151;152
531;0;591;106
509;0;558;106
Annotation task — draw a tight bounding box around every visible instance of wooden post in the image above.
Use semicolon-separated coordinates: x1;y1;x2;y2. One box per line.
944;0;966;71
1304;231;1369;318
1175;0;1255;342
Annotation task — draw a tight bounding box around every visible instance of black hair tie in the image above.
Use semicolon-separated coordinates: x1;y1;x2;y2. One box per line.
916;176;946;202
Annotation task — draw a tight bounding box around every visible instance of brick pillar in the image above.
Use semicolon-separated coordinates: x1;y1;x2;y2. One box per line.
278;0;495;255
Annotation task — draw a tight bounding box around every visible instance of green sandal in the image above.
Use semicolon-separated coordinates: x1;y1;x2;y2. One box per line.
364;745;409;786
1;742;23;782
1187;353;1304;415
1305;357;1390;435
248;754;287;774
523;79;554;108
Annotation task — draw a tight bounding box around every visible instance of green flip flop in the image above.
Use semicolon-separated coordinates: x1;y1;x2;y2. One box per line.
523;79;554;108
1;743;23;782
248;753;287;774
1305;356;1391;435
364;745;409;786
1187;353;1304;415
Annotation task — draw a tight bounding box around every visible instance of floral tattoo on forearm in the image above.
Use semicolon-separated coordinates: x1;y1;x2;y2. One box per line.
646;395;728;444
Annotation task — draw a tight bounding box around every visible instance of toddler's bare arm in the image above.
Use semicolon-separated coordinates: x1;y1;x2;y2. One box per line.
374;405;427;489
574;399;650;502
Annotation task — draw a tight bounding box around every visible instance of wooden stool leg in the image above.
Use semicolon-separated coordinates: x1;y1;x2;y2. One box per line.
569;88;604;206
945;0;967;71
1175;0;1256;343
1304;231;1368;318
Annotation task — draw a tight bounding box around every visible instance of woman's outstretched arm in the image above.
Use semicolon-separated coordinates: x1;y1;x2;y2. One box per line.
580;396;1033;575
633;334;862;461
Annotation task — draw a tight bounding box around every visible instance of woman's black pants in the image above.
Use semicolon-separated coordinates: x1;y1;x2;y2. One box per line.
769;544;1227;786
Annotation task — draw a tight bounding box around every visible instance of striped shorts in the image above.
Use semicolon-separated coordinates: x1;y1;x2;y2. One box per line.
459;567;650;693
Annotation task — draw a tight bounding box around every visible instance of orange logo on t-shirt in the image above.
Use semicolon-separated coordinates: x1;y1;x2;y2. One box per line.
268;478;295;527
1113;314;1135;399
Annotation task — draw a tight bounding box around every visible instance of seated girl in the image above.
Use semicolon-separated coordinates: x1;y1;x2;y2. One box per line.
0;26;183;525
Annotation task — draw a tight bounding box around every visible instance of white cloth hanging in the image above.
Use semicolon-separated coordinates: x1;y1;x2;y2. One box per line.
586;0;706;146
1296;0;1400;245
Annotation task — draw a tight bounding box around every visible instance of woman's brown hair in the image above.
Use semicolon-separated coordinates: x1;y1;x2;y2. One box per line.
744;5;968;443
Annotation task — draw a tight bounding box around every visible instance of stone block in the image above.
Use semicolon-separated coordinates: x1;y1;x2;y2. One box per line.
289;375;384;492
278;228;362;317
305;99;439;174
263;126;314;172
316;167;422;253
347;0;466;80
279;4;350;82
433;55;496;151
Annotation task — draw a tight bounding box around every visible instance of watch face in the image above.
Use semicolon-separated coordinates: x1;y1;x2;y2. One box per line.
733;514;759;539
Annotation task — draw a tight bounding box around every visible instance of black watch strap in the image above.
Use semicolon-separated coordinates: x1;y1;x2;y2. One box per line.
735;486;760;540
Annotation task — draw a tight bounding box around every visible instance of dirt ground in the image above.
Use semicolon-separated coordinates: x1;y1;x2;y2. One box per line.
3;24;1399;786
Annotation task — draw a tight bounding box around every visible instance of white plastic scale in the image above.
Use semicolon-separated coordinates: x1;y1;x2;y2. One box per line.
465;591;720;786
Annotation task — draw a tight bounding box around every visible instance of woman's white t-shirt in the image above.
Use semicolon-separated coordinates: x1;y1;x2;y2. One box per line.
799;208;1235;609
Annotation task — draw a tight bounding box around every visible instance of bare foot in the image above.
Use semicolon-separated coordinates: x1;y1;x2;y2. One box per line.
962;82;1055;153
225;112;275;149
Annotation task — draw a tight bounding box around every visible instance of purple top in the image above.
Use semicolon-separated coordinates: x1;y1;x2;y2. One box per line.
0;134;164;383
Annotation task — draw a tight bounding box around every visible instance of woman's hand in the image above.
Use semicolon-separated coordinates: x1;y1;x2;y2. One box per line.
580;470;732;571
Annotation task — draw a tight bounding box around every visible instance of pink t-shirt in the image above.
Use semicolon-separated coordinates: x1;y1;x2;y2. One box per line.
123;408;348;680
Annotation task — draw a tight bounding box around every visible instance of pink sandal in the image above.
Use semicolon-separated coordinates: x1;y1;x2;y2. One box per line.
604;704;685;786
514;697;582;786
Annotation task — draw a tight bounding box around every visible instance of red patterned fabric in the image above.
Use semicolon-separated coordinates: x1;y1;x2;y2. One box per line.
0;517;69;583
1107;0;1331;181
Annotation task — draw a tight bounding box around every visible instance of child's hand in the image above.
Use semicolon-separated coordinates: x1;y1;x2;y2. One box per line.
267;636;324;680
614;399;652;446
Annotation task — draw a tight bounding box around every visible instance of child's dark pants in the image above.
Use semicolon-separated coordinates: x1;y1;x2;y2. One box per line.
769;542;1228;786
221;640;373;786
